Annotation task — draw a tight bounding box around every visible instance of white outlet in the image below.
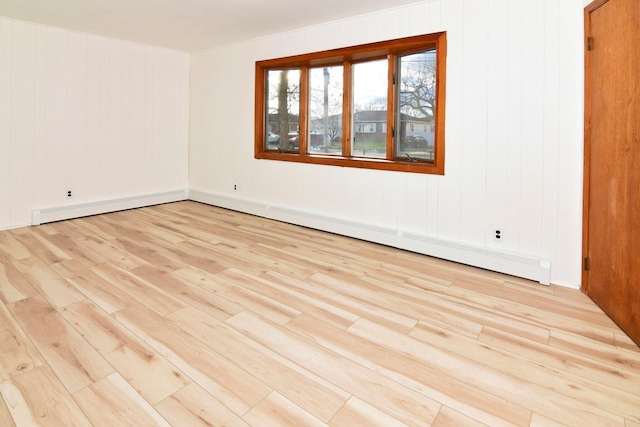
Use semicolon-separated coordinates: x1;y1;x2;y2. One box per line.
493;227;503;242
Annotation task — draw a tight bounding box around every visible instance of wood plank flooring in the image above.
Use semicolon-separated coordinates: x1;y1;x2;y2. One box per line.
0;201;639;426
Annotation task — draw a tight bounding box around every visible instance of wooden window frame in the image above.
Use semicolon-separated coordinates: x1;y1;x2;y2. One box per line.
254;32;447;175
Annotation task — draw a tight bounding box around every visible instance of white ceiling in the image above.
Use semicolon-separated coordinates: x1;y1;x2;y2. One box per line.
0;0;422;52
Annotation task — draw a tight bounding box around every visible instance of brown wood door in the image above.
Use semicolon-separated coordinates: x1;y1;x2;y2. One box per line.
583;0;640;345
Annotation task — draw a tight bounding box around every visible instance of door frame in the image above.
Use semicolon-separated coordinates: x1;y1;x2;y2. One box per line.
581;0;608;293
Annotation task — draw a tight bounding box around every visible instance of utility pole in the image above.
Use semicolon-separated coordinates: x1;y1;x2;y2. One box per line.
323;68;330;153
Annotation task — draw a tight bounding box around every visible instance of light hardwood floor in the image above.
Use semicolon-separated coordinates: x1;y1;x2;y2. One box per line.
0;201;638;426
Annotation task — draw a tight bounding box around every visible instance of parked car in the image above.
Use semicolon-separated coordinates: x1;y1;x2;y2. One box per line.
403;135;416;147
413;135;428;147
288;132;299;149
404;135;428;148
285;132;324;150
309;133;324;149
267;132;279;143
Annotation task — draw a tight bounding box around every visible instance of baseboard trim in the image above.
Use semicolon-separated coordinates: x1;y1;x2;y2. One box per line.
189;190;552;285
32;189;189;225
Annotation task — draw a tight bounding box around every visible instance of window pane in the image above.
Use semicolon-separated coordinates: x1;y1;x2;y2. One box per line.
396;50;436;162
352;60;388;158
308;66;343;154
265;69;301;151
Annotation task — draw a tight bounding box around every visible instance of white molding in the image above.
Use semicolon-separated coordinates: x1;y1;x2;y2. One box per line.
189;189;552;285
0;224;29;232
32;189;189;225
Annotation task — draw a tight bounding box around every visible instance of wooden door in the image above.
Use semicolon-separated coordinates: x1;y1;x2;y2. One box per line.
583;0;640;345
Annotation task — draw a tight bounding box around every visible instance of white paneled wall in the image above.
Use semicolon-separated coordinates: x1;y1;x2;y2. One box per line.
189;0;585;287
0;18;189;229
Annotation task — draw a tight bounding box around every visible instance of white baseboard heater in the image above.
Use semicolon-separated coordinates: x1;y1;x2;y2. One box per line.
32;189;189;226
189;190;552;285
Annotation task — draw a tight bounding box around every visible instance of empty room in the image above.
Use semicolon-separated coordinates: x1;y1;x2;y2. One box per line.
0;0;639;425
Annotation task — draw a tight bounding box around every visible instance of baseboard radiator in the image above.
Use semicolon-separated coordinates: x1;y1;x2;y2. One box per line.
189;190;552;285
31;189;189;226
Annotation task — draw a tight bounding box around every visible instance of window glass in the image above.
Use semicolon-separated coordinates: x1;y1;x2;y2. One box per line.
351;60;388;158
395;50;436;162
266;69;301;151
308;66;343;154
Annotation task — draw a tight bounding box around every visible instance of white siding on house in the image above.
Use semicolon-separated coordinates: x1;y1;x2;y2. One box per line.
189;0;585;287
0;17;189;229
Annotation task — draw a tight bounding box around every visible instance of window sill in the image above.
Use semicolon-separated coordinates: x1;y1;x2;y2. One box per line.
255;151;444;174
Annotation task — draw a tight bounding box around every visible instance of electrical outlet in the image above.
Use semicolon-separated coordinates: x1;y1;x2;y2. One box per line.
493;227;503;242
234;184;237;191
67;190;72;198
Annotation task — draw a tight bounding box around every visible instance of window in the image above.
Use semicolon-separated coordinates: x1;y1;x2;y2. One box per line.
308;65;343;154
356;124;376;133
255;32;446;174
265;69;301;151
